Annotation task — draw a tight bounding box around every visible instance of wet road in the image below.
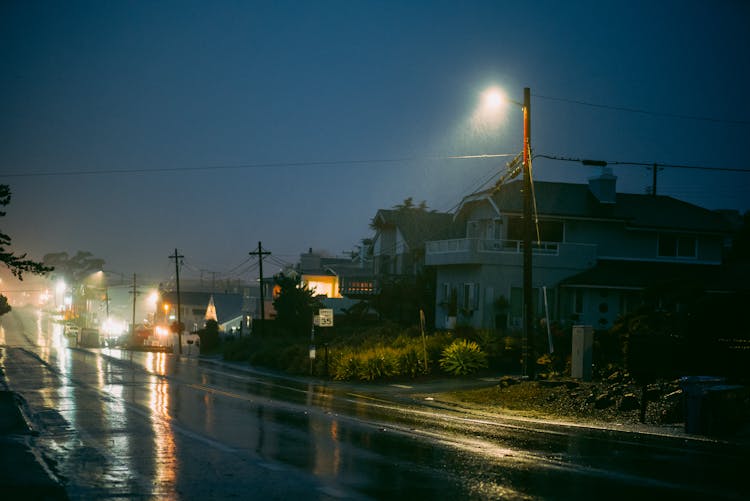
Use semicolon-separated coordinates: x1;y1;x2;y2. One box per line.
1;307;746;500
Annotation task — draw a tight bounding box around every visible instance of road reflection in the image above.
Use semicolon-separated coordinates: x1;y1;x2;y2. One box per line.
147;355;176;492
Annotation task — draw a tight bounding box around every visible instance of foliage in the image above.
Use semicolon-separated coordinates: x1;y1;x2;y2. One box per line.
369;197;430;231
371;268;436;327
198;319;220;352
272;272;324;336
0;295;10;316
42;250;105;283
0;185;53;316
535;353;562;379
439;339;488;376
329;344;426;382
222;336;252;361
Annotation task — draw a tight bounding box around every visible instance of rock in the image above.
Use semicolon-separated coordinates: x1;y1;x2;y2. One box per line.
538;380;568;388
619;393;640;411
659;389;684;423
498;376;521;388
594;393;614;409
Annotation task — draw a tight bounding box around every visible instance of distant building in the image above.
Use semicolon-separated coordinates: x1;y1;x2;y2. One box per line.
157;290;244;334
426;168;734;331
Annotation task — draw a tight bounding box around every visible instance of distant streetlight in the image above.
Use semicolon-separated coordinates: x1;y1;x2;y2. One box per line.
482;86;535;379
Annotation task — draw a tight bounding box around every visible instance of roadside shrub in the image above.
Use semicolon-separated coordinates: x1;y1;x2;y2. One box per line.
223;336;252;361
357;348;398;381
198;320;220;352
330;351;361;381
398;347;429;378
439;339;488;376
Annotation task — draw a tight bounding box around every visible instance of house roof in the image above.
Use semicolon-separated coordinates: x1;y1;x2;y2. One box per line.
462;180;732;234
374;208;460;249
559;259;733;291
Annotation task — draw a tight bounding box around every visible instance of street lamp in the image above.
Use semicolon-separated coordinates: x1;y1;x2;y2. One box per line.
484;86;535;379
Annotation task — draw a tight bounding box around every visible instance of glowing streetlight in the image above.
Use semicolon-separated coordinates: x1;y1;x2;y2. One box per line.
481;87;506;110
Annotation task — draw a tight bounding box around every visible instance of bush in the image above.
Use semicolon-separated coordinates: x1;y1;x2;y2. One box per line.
330;352;360;381
198;320;220;352
398;347;429;378
439;339;488;376
357;348;399;381
223;336;252;361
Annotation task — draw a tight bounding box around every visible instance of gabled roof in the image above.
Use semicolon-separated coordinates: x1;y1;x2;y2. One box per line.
460;180;731;234
373;209;461;249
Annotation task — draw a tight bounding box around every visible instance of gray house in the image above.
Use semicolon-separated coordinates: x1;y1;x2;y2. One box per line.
426;168;732;331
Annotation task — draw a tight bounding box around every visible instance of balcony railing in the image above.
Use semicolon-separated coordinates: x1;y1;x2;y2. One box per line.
426;238;560;255
425;238;597;267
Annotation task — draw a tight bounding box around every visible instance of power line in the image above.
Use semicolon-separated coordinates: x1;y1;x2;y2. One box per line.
0;154;517;179
534;154;750;173
533;94;750;126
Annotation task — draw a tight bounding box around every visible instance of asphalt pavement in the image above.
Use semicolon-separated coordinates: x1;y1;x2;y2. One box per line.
2;348;748;499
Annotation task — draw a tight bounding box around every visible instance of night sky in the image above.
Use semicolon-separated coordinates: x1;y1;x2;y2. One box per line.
2;0;749;283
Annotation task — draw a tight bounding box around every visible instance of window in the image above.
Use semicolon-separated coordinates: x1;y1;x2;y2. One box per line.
507;217;563;242
467;220;481;238
441;283;450;301
462;283;479;310
658;234;696;258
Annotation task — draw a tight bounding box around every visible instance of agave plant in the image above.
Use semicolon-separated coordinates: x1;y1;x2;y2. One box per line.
439;339;488;376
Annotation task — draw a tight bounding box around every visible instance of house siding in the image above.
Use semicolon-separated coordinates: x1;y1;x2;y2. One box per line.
427;180;730;332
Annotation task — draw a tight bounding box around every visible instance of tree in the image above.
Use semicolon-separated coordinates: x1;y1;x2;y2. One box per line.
0;185;53;280
198;319;220;352
369;197;431;230
272;272;324;336
1;185;53;316
0;295;10;317
42;251;105;283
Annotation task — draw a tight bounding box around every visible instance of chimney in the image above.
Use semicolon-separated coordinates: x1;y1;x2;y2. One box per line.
588;167;617;204
300;248;321;272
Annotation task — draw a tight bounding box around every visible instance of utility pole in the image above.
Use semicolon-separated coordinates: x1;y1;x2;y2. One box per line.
649;163;663;197
131;274;136;341
522;86;535;380
169;249;184;354
249;242;271;336
128;273;140;343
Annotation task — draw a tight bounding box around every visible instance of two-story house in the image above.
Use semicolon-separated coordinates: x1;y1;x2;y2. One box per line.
370;206;459;278
426;168;732;331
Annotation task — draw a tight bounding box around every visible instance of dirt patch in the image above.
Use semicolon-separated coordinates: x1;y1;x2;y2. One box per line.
439;375;685;426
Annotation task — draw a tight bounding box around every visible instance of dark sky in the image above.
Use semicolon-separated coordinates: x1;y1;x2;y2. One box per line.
2;0;749;282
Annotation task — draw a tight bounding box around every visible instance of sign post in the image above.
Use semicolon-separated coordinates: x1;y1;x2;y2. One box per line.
311;309;334;376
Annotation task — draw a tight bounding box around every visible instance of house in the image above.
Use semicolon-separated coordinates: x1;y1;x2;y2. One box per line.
157;291;244;334
425;168;733;331
278;249;362;315
370;206;459;278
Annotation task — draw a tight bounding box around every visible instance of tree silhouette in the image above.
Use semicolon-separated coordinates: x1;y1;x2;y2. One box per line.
0;185;53;280
1;185;53;316
272;272;323;336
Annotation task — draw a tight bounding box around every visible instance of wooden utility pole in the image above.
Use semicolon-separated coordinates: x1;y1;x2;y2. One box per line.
128;273;140;343
130;274;137;342
169;249;184;354
249;242;271;335
522;87;535;380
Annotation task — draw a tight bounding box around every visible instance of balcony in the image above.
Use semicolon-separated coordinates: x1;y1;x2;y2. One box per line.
425;238;597;268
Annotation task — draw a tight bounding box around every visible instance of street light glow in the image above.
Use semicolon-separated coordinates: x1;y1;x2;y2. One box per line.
482;87;505;110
